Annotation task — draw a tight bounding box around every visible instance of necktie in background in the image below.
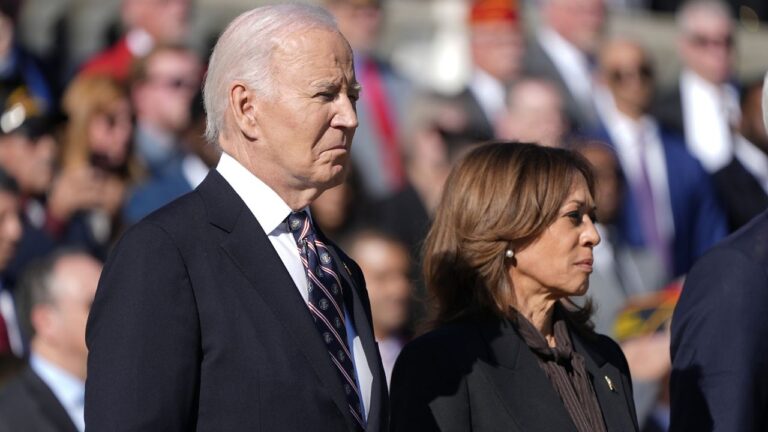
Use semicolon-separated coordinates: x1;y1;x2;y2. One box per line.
635;129;671;275
288;211;365;430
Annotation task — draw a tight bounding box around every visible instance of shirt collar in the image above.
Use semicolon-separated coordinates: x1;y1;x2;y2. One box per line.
29;353;85;410
216;152;310;236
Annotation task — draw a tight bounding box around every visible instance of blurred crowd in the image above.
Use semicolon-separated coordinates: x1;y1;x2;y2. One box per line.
0;0;764;431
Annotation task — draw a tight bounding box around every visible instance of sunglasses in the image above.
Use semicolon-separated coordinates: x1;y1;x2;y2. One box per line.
145;75;199;92
687;33;734;50
608;64;654;84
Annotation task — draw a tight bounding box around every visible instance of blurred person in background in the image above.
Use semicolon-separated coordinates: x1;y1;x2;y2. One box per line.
310;169;366;241
324;0;412;200
713;77;768;231
496;77;569;148
523;0;606;132
79;0;192;82
653;0;738;173
123;44;206;224
0;0;54;115
445;0;523;142
0;169;22;359
592;38;727;279
57;75;138;259
390;142;639;432
669;73;768;432
0;251;100;432
345;228;412;385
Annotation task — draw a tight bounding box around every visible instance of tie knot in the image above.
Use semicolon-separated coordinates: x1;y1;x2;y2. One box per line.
287;211;312;242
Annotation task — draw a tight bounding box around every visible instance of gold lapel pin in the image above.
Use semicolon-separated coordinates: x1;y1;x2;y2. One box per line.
604;376;615;392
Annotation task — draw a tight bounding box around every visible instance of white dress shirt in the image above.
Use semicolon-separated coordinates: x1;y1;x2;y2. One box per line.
30;354;85;432
216;152;372;418
595;88;675;245
733;134;768;195
680;69;739;173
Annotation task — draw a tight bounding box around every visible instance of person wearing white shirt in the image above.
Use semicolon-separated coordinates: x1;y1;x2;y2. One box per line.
0;252;101;432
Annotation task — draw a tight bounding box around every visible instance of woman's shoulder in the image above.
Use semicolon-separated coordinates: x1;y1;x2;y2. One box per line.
397;319;488;368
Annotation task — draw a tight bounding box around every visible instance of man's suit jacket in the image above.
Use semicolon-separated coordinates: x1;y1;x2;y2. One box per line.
590;126;728;277
670;209;768;432
0;367;79;432
713;157;768;231
85;170;388;431
389;315;639;432
522;38;598;133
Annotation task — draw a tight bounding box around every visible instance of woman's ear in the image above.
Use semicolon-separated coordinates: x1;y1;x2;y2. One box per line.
228;82;259;140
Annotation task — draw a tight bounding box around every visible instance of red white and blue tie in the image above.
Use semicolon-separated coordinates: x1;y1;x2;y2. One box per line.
288;211;365;430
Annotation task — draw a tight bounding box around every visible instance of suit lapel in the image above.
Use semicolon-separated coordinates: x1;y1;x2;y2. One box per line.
196;171;358;431
477;318;577;432
571;331;637;432
23;368;79;432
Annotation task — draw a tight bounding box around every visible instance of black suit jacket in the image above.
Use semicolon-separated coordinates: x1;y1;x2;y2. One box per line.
85;170;388;431
713;157;768;231
390;315;639;432
670;210;768;432
0;366;79;432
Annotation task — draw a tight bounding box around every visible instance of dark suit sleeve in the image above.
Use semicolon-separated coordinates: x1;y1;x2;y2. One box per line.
390;335;471;432
670;248;768;432
85;221;201;431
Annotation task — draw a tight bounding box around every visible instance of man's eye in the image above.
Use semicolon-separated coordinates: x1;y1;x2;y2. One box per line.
316;92;335;101
348;93;360;102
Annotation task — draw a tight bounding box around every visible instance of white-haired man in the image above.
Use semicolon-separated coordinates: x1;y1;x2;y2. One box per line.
670;72;768;432
85;5;387;431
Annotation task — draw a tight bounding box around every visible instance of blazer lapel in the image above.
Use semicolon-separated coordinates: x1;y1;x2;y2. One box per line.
23;368;80;432
477;318;577;432
197;171;358;431
320;231;388;432
571;331;638;432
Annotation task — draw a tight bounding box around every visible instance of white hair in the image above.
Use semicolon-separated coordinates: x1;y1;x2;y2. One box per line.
202;3;339;145
676;0;732;34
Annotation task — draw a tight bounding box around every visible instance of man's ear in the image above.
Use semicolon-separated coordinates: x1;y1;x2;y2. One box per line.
228;82;260;140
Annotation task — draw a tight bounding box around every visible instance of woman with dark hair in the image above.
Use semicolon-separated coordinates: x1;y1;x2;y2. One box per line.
390;142;639;431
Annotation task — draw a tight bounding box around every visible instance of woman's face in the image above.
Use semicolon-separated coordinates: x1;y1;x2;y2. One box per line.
509;175;600;299
88;98;133;169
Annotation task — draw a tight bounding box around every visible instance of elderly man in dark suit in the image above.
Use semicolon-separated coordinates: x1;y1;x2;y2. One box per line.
85;4;387;431
669;73;768;432
0;251;102;432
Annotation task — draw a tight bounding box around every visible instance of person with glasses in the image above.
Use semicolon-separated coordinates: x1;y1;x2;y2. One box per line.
591;38;727;281
653;0;739;173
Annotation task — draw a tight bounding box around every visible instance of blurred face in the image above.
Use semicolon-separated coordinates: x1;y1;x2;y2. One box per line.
128;0;190;44
600;41;654;117
679;9;734;84
352;236;411;339
498;81;567;147
510;176;600;299
471;21;524;84
545;0;606;53
248;29;359;193
579;145;621;223
45;255;101;369
0;190;20;270
0;132;56;195
88;98;133;169
329;2;382;54
311;182;352;233
134;50;201;133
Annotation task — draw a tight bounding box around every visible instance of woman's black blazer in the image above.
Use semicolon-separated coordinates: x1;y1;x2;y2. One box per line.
390;315;639;432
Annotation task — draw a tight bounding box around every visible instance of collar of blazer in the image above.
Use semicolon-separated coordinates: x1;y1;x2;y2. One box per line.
195;169;387;432
474;314;636;432
21;367;80;432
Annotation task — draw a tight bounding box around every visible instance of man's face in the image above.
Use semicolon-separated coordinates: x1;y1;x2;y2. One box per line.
329;2;382;55
249;29;359;193
545;0;606;54
46;255;101;368
0;132;56;195
471;21;523;84
0;190;20;271
600;41;654;115
680;9;734;84
499;81;567;148
133;50;201;133
129;0;190;44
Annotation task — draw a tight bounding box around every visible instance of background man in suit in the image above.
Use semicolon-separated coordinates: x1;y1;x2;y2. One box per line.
0;251;101;432
523;0;606;132
592;38;727;279
85;4;387;431
653;0;739;173
669;73;768;432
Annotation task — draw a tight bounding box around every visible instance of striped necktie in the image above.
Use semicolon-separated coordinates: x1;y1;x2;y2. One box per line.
287;211;365;430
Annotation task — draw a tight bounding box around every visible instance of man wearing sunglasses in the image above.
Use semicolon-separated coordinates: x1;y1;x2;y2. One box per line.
654;0;739;174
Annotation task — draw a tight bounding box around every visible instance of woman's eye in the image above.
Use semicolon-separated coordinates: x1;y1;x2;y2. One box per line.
567;211;582;224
